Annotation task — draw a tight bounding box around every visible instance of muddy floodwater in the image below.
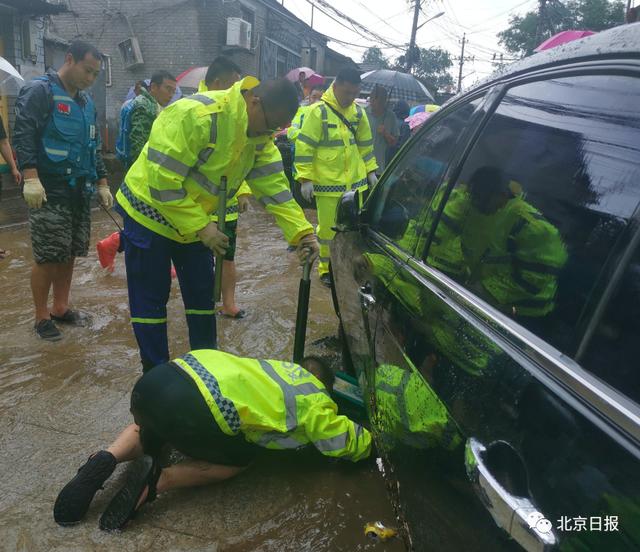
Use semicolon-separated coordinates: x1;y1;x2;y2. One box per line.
0;202;404;551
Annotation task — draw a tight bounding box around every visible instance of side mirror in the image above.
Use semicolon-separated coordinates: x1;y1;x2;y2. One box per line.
333;190;360;233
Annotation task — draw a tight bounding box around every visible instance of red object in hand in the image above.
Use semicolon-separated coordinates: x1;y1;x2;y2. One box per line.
170;265;177;279
96;232;120;272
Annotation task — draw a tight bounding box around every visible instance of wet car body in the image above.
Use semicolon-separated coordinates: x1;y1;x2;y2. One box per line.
331;24;640;551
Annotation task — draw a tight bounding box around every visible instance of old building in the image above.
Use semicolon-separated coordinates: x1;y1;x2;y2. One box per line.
45;0;353;151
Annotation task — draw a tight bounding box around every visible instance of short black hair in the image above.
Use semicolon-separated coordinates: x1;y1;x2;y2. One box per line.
255;79;299;124
468;166;508;198
371;84;388;100
205;56;242;86
301;356;335;391
67;41;102;63
311;85;325;93
335;67;361;85
150;70;176;86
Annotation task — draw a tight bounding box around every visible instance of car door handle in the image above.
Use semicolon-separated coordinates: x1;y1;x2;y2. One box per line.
465;438;558;551
358;284;376;309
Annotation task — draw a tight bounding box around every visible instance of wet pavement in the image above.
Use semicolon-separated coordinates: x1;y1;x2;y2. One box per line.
0;200;404;551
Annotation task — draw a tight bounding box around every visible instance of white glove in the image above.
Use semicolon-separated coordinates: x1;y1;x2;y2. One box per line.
300;181;314;201
197;221;229;256
296;233;320;265
367;172;378;187
23;177;47;209
97;184;114;208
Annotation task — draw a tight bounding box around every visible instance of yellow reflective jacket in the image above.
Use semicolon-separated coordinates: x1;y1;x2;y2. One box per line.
173;349;371;462
295;85;378;195
286;105;309;142
197;80;251;223
116;76;312;243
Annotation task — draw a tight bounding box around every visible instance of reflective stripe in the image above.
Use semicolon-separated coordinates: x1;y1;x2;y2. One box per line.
319;104;328;142
355;104;363;120
320;139;351;147
319;256;330;263
314;184;346;193
149;187;187;202
516;259;562;276
189;170;220;196
120;182;175;229
185;309;216;315
258;360;322;431
362;152;375;162
377;381;398;394
190;94;216;106
257;432;304;449
181;353;241;432
131;317;167;324
314;432;348;452
44;147;68;156
318;238;332;245
295;155;313;163
247;161;284;180
297;134;319;147
358;138;373;147
255;142;266;151
259;190;294;207
53;95;70;101
209;113;218;143
354;423;364;441
147;148;191;177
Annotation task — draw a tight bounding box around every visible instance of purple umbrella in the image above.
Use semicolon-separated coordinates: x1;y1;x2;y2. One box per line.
534;30;596;52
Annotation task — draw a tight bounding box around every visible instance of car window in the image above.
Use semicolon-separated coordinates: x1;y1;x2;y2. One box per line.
578;236;640;404
422;74;640;355
368;97;484;253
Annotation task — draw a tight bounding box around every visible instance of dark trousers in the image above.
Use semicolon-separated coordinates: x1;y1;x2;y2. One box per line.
122;221;217;370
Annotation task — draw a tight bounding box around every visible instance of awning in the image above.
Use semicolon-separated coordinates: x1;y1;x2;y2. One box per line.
0;0;68;15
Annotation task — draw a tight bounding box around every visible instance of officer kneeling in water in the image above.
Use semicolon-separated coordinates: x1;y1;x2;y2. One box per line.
54;350;371;531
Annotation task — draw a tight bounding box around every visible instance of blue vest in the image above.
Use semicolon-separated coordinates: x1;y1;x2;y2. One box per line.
37;77;98;182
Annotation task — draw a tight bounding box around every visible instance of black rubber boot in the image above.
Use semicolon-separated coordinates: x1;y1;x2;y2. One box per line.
53;450;117;526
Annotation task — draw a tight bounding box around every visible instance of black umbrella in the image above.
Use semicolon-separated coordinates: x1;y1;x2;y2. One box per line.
360;69;434;103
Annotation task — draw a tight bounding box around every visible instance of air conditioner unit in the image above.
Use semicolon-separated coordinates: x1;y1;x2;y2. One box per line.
226;18;252;49
118;37;144;69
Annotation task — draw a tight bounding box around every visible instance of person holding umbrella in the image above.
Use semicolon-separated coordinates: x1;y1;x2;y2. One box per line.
366;85;399;175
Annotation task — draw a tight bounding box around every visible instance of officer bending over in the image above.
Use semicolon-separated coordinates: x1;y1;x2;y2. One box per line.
54;349;371;531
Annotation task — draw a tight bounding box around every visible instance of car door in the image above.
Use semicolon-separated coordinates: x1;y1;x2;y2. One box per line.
331;93;489;385
370;67;640;551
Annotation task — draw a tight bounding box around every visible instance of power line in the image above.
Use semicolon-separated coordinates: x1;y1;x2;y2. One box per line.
305;0;403;49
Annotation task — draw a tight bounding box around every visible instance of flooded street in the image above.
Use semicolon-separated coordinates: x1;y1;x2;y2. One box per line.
0;201;404;551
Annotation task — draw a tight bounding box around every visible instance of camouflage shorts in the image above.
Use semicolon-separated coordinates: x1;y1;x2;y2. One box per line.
29;197;92;264
222;219;238;262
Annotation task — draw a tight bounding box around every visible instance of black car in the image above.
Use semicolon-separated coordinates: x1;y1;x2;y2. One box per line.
331;24;640;551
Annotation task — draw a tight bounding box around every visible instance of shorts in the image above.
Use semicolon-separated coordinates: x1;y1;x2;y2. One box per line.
29;190;92;264
130;361;261;467
221;219;238;262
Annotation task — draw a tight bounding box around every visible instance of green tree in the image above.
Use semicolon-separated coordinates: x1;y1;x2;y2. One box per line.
410;47;454;94
361;47;390;69
498;0;625;57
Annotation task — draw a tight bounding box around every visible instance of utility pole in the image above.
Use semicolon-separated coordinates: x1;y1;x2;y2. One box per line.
457;33;466;93
311;3;314;28
406;0;421;73
535;0;548;44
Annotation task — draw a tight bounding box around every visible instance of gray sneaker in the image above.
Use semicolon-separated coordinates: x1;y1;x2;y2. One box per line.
35;319;62;341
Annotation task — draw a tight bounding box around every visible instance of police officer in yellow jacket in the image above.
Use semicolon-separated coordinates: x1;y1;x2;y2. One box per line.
115;76;319;370
295;68;378;285
198;57;251;319
54;349;372;530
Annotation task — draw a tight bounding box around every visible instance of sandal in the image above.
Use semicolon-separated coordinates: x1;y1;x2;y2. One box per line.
99;455;161;531
50;309;91;327
217;309;246;319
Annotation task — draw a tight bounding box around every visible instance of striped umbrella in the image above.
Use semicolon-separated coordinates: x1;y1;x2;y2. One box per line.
360;69;434;103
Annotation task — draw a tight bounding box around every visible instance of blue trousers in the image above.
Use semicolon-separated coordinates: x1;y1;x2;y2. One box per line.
122;216;216;370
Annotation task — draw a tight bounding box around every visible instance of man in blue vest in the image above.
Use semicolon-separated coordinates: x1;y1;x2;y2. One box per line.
14;41;112;341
